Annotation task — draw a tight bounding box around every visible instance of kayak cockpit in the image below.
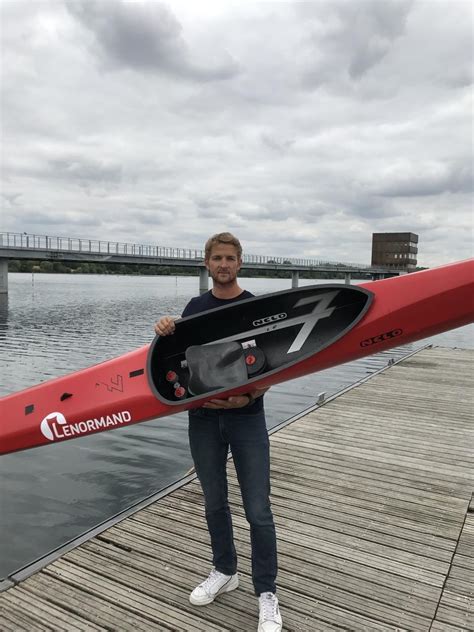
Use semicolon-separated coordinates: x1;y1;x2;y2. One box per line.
147;285;373;405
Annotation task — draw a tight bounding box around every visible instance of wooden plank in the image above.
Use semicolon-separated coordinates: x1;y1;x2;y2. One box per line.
22;573;163;632
0;612;49;631
79;523;432;632
453;555;474;571
83;531;437;621
0;585;105;631
65;547;259;632
160;490;456;552
283;421;472;458
269;434;474;480
433;604;474;630
269;443;473;496
0;597;54;631
78;540;394;632
431;509;474;630
457;541;474;557
431;622;471;632
234;476;464;526
97;527;441;602
273;588;411;632
267;461;467;513
448;565;474;583
440;590;474;612
146;499;455;564
116;511;447;588
131;507;451;575
446;577;474;596
43;559;229;632
171;484;461;541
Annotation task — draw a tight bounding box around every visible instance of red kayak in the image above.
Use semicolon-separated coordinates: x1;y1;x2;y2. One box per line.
1;259;473;455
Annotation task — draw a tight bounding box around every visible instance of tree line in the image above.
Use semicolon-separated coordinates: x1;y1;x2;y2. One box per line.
7;259;373;280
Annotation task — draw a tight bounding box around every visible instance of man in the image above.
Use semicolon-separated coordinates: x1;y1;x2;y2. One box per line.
155;232;282;632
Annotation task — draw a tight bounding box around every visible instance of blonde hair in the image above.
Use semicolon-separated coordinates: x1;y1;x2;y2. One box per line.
204;232;242;259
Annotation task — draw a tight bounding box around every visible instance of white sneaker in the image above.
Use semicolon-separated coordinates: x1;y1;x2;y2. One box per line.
258;592;282;632
189;569;239;606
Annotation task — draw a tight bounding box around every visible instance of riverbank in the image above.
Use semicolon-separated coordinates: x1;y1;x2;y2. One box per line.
5;260;372;279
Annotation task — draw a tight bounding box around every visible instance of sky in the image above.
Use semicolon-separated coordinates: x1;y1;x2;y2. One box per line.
1;0;472;267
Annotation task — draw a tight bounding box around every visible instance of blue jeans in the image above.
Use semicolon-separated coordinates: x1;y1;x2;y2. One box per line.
188;409;278;595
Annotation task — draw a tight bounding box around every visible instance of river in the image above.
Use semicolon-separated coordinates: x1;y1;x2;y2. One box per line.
0;273;472;579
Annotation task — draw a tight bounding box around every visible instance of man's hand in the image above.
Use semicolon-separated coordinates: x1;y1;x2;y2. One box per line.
154;316;177;336
202;387;269;409
203;395;251;410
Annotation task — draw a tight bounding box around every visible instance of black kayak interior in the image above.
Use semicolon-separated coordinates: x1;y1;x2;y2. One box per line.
147;284;372;404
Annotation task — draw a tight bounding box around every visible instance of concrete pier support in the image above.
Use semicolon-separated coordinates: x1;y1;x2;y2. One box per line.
291;271;299;288
199;267;209;295
344;272;351;285
0;260;7;294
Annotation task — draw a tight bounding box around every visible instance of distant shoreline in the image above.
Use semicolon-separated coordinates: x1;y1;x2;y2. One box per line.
7;260;372;280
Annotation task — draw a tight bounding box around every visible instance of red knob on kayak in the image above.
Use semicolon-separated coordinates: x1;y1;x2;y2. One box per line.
166;371;177;382
175;386;186;398
244;347;266;376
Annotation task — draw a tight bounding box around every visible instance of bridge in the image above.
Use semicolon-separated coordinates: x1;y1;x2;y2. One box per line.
0;232;400;295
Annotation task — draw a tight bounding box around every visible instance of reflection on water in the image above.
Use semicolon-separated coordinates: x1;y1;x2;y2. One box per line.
0;273;473;578
0;294;7;339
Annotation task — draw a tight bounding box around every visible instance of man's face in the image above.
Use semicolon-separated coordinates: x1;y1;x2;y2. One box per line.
205;243;242;285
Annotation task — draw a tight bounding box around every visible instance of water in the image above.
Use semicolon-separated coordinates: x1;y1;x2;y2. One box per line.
0;273;472;579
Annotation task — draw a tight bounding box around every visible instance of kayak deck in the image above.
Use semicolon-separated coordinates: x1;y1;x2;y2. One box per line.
147;284;372;403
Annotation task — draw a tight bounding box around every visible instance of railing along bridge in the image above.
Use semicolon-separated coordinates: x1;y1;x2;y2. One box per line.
0;232;399;295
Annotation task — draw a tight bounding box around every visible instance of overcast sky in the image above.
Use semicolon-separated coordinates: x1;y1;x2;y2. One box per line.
1;0;472;267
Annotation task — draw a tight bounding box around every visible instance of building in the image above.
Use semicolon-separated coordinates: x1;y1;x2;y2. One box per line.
371;233;418;271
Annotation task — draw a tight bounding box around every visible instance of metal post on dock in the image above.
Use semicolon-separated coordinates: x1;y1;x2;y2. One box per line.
345;272;351;285
0;260;7;295
292;270;299;288
199;267;209;295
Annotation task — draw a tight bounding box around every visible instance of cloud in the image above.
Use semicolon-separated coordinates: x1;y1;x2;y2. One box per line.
48;155;123;185
66;0;239;81
1;0;472;267
372;161;473;198
298;0;413;89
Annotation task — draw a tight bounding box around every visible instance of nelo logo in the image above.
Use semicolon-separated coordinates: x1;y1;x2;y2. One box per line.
253;313;287;327
360;329;403;347
40;410;133;441
40;412;67;441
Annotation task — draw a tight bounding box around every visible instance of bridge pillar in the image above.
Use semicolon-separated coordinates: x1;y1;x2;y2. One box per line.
291;271;299;288
0;260;7;294
344;272;351;285
199;267;209;295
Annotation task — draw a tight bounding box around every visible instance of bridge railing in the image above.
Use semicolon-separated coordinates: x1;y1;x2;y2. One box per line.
0;232;373;270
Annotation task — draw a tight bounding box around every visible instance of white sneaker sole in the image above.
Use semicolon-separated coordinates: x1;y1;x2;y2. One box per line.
189;574;239;606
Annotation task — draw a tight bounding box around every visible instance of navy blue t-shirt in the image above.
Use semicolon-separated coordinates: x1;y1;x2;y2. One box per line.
182;290;264;415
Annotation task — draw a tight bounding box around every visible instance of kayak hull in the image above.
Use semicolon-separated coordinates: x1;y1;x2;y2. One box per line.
1;259;473;455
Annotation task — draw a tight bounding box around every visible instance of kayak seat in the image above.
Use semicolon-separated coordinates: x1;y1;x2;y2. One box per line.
185;342;248;395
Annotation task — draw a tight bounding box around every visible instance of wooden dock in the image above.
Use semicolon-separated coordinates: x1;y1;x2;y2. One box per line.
1;346;473;631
